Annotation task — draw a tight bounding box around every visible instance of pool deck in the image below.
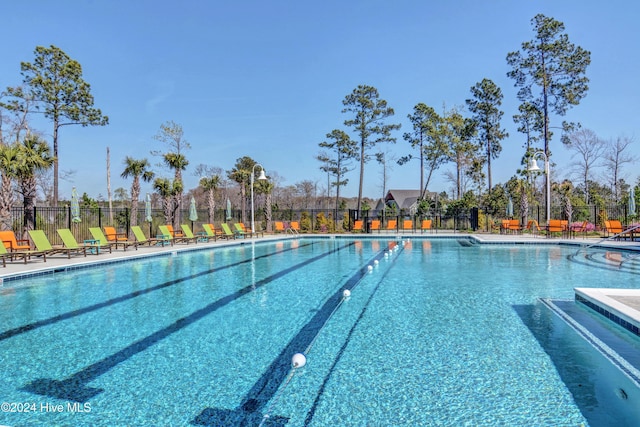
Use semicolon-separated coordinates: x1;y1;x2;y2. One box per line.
2;231;639;332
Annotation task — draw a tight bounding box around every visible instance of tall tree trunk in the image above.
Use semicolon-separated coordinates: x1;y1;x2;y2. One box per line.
357;141;365;212
486;139;493;191
240;185;246;224
0;174;13;230
162;196;172;225
53;122;59;207
130;176;140;227
419;136;424;199
265;192;273;232
207;188;215;223
22;178;37;235
107;147;113;224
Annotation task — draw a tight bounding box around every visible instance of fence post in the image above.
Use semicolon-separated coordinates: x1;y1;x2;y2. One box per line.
126;207;130;236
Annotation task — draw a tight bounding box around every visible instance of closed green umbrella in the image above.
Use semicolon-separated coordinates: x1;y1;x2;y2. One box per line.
189;196;198;230
71;187;81;223
506;197;514;219
226;198;232;221
630;187;637;217
145;193;153;237
145;193;152;223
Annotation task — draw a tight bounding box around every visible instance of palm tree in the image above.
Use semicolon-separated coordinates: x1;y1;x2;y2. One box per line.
0;144;19;230
121;157;154;227
163;152;188;228
199;175;220;223
255;178;274;232
14;135;55;233
227;156;256;224
153;177;182;226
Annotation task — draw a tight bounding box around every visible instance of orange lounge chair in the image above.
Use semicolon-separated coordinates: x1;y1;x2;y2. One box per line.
606;220;625;239
104;226;128;242
203;223;224;239
525;220;541;235
274;221;285;233
420;219;432;233
385;219;397;232
546;220;563;238
164;224;184;238
290;221;300;232
90;227;137;250
0;230;31;251
236;222;250;233
158;225;197;245
508;219;522;234
370;220;381;233
402;219;414;233
353;220;364;232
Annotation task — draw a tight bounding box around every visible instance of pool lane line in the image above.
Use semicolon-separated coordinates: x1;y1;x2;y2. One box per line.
303;242;406;425
0;241;316;343
191;241;397;427
20;241;354;403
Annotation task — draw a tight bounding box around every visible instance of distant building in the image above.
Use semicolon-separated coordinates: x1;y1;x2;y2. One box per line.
374;189;436;216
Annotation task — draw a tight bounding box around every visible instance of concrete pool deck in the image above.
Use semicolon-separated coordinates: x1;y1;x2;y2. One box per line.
1;231;639;333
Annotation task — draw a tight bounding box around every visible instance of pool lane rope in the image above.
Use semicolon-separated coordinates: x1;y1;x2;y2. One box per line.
259;240;403;426
258;289;351;427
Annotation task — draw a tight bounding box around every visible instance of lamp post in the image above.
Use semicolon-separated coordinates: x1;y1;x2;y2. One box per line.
527;151;550;223
250;164;267;234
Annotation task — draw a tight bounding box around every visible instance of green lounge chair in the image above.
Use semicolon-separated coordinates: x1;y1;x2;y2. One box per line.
131;226;170;246
201;224;219;241
158;225;197;245
180;224;206;243
90;227;137;251
233;223;261;238
57;228;107;255
220;223;239;239
29;230;87;259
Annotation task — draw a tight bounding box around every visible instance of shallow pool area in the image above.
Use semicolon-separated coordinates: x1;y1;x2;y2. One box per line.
1;237;639;426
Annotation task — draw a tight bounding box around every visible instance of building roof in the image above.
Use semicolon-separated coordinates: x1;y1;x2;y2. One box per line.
384;190;421;209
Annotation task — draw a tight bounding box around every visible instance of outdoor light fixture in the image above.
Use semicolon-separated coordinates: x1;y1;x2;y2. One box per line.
251;164;267;234
527;151;550;222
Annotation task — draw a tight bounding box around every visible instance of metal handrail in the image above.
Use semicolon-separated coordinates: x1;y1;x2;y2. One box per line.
619;253;640;267
574;224;640;257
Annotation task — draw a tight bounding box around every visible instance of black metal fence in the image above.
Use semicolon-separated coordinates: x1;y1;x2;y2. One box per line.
7;202;638;244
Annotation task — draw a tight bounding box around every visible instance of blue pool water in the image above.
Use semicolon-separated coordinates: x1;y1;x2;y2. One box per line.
0;237;639;426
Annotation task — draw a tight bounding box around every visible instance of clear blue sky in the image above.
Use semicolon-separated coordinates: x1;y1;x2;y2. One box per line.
1;0;638;201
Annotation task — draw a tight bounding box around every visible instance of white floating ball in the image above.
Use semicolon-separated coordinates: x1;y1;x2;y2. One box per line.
343;289;351;298
374;260;379;265
367;265;373;272
292;353;307;368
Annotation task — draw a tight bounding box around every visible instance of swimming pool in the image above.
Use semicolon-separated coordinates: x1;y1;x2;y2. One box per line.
0;237;639;426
